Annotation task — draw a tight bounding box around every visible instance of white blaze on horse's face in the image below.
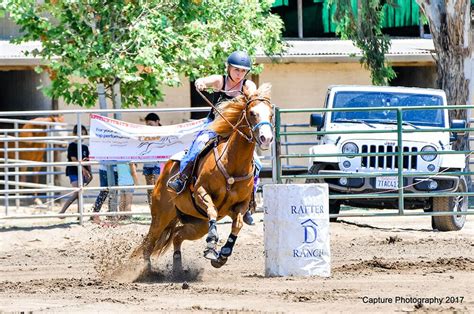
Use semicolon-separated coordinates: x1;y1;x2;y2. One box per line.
249;101;274;150
53;125;69;147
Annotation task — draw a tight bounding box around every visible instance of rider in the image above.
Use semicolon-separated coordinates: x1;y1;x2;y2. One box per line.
167;51;258;224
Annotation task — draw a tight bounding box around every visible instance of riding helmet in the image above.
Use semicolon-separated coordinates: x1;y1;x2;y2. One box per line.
227;51;252;70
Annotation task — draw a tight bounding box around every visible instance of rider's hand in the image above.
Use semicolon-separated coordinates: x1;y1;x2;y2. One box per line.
195;79;206;91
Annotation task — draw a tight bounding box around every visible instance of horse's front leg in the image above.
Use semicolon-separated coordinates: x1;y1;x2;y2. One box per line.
211;200;249;269
195;186;220;261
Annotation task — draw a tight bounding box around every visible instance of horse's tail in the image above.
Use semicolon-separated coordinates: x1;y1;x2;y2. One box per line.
110;217;179;283
150;216;180;258
110;161;179;283
129;215;179;261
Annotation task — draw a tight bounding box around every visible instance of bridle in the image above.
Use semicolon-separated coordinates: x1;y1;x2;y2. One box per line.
241;97;274;144
196;88;274;190
196;88;273;143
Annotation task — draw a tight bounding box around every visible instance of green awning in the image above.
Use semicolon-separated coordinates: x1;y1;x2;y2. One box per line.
272;0;324;7
272;0;288;7
382;0;420;28
323;0;421;33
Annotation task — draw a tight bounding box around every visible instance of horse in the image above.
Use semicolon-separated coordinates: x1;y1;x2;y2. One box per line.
2;116;66;204
115;83;274;281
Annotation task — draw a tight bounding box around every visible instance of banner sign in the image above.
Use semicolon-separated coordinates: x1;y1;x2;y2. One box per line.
89;114;206;161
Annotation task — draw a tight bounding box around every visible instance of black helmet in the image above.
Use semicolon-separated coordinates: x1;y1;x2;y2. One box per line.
227;51;252;70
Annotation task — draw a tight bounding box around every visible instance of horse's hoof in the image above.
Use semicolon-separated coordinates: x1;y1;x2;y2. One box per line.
211;256;228;268
34;198;45;207
203;248;218;261
173;251;183;275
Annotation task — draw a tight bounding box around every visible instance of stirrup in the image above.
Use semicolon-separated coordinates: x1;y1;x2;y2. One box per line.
167;173;187;194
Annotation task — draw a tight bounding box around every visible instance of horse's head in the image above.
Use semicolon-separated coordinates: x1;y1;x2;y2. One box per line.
210;84;275;150
244;83;274;150
50;115;65;124
48;115;68;147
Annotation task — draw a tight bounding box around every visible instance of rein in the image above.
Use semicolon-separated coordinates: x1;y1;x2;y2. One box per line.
194;88;273;194
196;88;253;142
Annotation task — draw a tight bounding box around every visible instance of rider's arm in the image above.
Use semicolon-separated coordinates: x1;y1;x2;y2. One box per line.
244;80;257;95
195;75;224;91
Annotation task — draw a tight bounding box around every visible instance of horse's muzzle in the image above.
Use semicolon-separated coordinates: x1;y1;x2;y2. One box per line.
256;124;274;150
258;135;273;150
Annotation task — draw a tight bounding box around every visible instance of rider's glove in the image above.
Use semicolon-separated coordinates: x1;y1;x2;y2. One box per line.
195;79;206;91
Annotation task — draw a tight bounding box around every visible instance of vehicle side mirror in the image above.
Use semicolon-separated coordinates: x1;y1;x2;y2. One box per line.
310;113;323;130
450;119;467;141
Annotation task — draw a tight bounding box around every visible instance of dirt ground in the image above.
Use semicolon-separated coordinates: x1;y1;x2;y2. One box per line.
1;207;473;313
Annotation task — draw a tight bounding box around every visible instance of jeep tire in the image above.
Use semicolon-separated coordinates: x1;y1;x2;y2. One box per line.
432;177;467;231
307;164;340;222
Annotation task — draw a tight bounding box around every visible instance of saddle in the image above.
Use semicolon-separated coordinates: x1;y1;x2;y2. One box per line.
188;136;220;189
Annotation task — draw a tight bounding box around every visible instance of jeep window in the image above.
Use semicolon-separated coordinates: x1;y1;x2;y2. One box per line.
331;91;445;128
319;90;331;130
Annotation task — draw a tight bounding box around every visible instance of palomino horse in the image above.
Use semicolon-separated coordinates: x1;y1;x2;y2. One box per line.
4;116;66;204
119;83;274;281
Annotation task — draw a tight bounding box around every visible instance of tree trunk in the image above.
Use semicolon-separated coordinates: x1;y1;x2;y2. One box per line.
112;78;122;120
416;0;472;187
97;83;107;111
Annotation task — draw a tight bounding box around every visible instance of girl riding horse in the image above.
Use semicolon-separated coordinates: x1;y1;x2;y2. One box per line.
168;51;258;225
114;83;274;281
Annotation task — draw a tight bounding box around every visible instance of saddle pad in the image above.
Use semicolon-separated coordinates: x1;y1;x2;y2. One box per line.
198;137;218;160
170;150;186;161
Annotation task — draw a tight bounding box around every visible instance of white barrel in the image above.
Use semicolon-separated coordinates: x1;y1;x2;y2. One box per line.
263;184;331;277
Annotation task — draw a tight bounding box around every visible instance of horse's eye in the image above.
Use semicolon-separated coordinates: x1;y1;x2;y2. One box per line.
250;111;257;117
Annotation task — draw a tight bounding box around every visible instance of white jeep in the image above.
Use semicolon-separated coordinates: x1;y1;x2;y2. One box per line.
307;85;468;231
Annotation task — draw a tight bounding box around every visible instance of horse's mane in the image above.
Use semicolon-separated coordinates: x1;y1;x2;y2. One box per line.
23;116;64;128
210;83;272;136
210;97;247;136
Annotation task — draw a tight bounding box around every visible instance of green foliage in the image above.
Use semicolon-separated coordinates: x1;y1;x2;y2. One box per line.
329;0;395;86
0;0;6;17
6;0;284;107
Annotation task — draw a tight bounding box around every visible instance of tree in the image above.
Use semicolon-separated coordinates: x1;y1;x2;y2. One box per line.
416;0;472;193
333;1;471;150
5;0;284;108
330;0;396;85
415;1;472;125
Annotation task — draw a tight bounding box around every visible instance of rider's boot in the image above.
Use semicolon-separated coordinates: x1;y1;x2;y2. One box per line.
167;162;194;194
243;210;255;225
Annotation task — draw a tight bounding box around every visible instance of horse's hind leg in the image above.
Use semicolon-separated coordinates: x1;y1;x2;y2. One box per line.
172;220;208;275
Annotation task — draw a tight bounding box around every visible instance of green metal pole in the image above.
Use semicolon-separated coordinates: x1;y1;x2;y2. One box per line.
275;107;282;184
397;108;404;215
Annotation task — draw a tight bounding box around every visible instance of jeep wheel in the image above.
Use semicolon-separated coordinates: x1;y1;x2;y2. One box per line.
432;178;468;231
306;164;340;222
329;202;341;223
306;164;323;184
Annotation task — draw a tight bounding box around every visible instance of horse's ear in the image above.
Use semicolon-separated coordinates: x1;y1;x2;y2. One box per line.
243;85;251;99
258;83;272;99
52;115;64;123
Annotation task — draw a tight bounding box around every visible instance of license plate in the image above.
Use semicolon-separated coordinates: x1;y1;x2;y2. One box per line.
375;176;399;189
